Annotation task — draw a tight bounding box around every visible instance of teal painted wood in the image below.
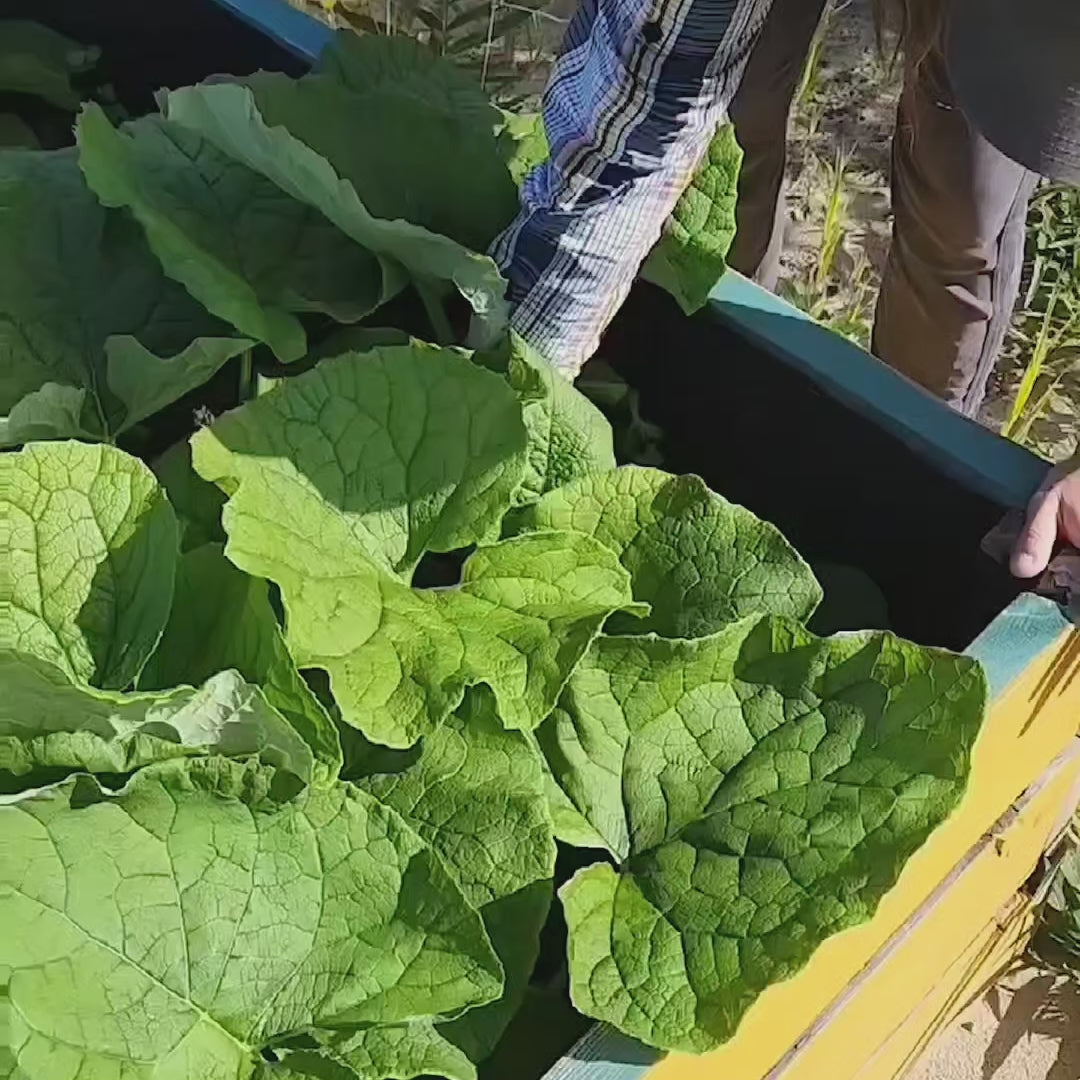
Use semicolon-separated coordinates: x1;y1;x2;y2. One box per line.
706;273;1049;511
540;590;1071;1080
966;593;1073;699
543;1025;658;1080
210;0;334;62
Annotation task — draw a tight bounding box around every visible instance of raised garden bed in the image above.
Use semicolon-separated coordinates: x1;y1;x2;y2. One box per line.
2;5;1078;1080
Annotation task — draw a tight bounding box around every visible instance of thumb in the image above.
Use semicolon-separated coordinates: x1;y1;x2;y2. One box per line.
1011;486;1061;578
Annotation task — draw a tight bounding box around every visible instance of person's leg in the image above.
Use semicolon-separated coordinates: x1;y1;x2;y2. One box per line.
726;0;828;289
873;46;1037;415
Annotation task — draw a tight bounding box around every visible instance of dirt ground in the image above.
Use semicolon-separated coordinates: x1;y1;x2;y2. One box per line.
775;0;897;313
909;968;1080;1080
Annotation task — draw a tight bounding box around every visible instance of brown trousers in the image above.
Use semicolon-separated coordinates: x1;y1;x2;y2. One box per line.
726;0;1038;416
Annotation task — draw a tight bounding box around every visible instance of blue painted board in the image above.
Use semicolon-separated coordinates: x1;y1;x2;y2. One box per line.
210;0;334;63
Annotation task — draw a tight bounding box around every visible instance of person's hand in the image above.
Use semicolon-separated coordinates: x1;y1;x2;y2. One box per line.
1011;461;1080;578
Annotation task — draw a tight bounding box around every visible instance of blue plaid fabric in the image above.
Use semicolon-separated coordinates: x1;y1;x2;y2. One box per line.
491;0;771;374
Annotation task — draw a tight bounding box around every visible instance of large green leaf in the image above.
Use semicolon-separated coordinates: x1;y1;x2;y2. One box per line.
229;71;517;253
642;123;742;315
0;383;89;445
190;346;636;746
0;648;313;785
0;756;501;1080
258;1024;475;1080
315;31;498;136
162;81;510;340
195;512;635;747
2;441;178;689
478;334;615;505
0;20;99;110
357;688;556;1060
498;111;548;189
516;467;820;637
0;149;247;443
139;543;342;779
192;344;527;578
531;731;610;849
76;105;385;362
104;333;253;428
151;438;227;552
431;534;641;733
551;617;986;1050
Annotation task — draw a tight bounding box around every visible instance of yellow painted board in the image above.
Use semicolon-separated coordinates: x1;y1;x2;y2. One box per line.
776;738;1080;1080
862;895;1037;1079
645;626;1080;1080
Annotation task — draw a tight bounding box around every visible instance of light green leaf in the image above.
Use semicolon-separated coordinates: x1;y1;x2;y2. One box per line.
162;81;510;340
517;467;820;637
192;347;635;746
0;20;99;109
0;648;314;785
76;105;385;362
260;1023;475;1080
498;111;548;188
478;334;615;504
257;1049;361;1080
152;438;227;552
218;524;633;748
553;617;987;1050
2;441;178;689
316;31;498;136
434;533;641;733
357;688;556;1060
192;343;527;578
642;123;742;314
139;543;342;779
0;756;502;1079
333;1024;475;1080
105;333;254;426
0;383;91;444
269;554;464;749
531;732;610;849
0;148;245;443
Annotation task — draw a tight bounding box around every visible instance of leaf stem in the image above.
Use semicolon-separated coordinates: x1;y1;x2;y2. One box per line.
417;283;455;345
238;351;255;403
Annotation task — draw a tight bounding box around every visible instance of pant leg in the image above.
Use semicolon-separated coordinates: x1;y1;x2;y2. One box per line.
873;47;1037;415
726;0;828;289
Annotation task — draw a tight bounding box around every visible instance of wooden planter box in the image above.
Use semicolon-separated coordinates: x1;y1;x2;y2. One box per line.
24;0;1080;1075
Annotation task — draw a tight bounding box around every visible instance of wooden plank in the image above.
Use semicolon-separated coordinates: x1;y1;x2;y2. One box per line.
860;896;1037;1079
762;738;1080;1080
